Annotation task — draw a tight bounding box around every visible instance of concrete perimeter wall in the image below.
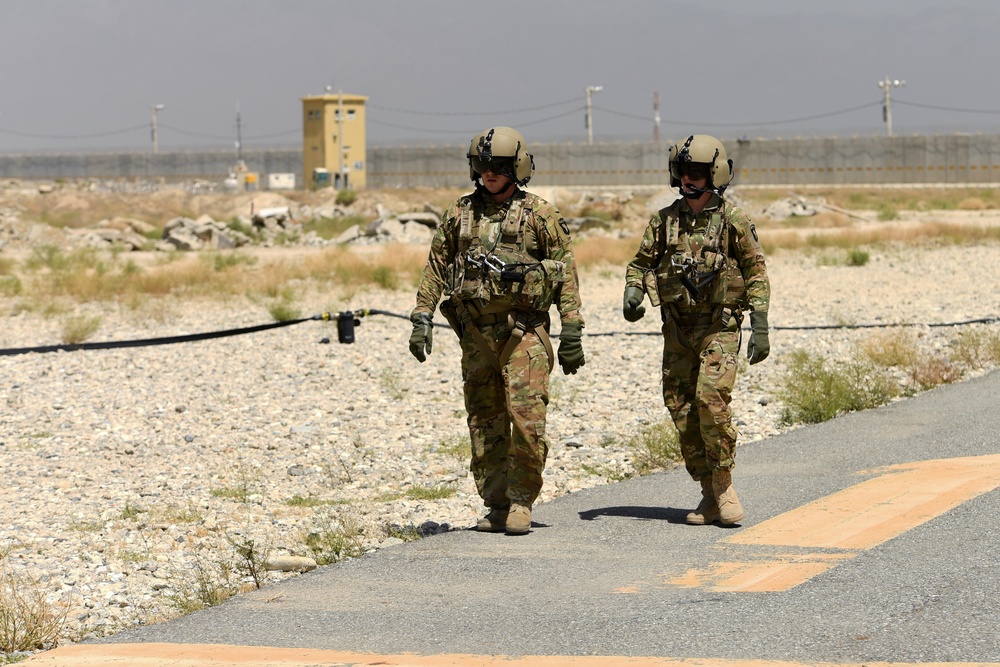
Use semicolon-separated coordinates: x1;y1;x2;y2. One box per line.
3;134;1000;187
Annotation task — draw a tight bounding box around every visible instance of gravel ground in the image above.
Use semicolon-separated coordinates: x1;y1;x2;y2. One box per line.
1;240;999;647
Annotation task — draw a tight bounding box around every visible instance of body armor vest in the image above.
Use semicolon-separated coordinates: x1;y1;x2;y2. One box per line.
646;204;746;308
446;195;564;312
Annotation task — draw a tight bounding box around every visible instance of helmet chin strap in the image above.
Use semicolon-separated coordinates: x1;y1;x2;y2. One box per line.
680;183;718;199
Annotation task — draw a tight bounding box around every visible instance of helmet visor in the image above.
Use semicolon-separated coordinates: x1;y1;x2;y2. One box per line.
672;162;712;180
471;156;515;178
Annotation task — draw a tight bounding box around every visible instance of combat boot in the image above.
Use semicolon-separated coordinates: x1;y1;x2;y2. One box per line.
712;468;744;525
685;477;720;525
476;507;508;532
505;502;532;534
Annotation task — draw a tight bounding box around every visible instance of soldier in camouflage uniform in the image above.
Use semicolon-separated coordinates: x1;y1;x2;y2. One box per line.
409;126;586;534
623;134;770;525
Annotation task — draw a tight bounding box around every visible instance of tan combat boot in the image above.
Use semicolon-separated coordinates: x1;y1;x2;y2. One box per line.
685;477;720;525
505;502;532;534
476;507;508;532
712;468;744;525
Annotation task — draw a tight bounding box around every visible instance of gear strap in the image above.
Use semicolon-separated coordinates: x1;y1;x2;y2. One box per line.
453;301;553;374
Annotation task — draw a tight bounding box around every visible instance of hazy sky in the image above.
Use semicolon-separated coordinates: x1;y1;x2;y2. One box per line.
2;0;999;154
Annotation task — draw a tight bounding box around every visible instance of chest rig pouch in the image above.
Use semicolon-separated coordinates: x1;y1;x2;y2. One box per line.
446;196;564;312
646;205;745;308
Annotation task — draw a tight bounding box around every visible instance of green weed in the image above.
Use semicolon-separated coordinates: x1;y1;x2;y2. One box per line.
626;416;682;475
379;368;408;400
335;189;358;206
779;350;900;424
404;484;457;501
166;559;238;614
303;510;366;566
432;433;471;460
846;248;870;266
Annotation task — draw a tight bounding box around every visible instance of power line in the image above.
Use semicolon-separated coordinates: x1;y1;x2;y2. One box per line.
593;100;884;127
368;98;580;116
0;124;148;140
893;98;1000;115
368;107;586;136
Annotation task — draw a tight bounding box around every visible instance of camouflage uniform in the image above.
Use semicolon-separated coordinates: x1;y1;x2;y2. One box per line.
413;187;584;509
625;193;769;481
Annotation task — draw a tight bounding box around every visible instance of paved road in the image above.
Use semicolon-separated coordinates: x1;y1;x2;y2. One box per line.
29;370;1000;666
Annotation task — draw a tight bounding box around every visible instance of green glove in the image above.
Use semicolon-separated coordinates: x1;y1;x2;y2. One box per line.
408;312;433;362
747;311;770;365
557;321;585;375
622;285;646;322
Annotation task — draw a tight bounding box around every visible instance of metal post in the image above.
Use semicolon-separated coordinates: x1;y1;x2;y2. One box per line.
150;104;165;154
653;92;661;142
585;85;602;145
338;90;345;188
877;77;904;137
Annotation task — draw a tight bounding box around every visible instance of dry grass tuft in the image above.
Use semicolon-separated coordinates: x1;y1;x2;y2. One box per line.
0;567;68;653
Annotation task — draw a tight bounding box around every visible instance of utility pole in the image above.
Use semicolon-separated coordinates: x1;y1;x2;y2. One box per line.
150;104;165;154
585;85;602;145
877;76;905;137
235;102;243;163
652;92;661;142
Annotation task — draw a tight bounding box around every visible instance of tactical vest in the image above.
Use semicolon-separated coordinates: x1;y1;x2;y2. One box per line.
445;194;564;313
646;203;746;308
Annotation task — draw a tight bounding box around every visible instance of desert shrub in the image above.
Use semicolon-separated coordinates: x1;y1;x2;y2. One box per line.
950;327;1000;370
876;204;898;221
166;560;238;614
626;416;682;475
60;315;102;345
846;248;870;266
779;350;900;425
0;568;67;653
304;509;366;566
335;189;358;206
860;329;919;368
907;358;964;391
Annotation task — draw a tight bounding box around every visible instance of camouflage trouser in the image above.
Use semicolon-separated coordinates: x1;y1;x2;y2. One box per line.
460;319;550;509
660;308;740;481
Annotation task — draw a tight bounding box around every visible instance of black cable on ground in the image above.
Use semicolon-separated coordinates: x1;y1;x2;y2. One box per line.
1;310;995;357
0;314;326;357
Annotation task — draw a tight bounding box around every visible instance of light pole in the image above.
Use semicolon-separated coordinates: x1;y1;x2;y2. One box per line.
877;77;904;137
150;104;165;153
585;85;602;145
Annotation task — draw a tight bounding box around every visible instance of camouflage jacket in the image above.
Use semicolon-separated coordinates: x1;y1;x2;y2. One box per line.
625;194;770;313
413;187;584;326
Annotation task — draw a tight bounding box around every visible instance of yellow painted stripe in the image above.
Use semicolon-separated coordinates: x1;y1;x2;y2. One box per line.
649;454;1000;593
666;553;856;593
23;644;1000;667
726;454;1000;550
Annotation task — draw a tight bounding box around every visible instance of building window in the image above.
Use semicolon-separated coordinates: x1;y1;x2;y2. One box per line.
347;109;356;120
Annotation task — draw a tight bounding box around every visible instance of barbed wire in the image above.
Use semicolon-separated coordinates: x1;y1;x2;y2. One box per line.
1;95;997;146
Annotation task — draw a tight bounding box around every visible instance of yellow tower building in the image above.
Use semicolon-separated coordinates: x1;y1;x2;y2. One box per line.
302;92;368;190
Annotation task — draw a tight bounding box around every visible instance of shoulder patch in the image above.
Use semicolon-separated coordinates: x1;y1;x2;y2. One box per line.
559;218;571;235
750;223;759;243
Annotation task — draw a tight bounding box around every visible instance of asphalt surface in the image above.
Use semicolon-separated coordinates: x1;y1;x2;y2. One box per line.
83;368;1000;664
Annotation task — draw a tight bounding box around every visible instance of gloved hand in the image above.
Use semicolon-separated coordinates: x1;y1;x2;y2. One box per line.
622;285;646;322
747;311;770;365
408;312;433;362
557;321;585;375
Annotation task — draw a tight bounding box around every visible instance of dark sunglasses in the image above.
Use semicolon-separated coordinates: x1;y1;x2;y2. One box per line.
471;157;515;176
